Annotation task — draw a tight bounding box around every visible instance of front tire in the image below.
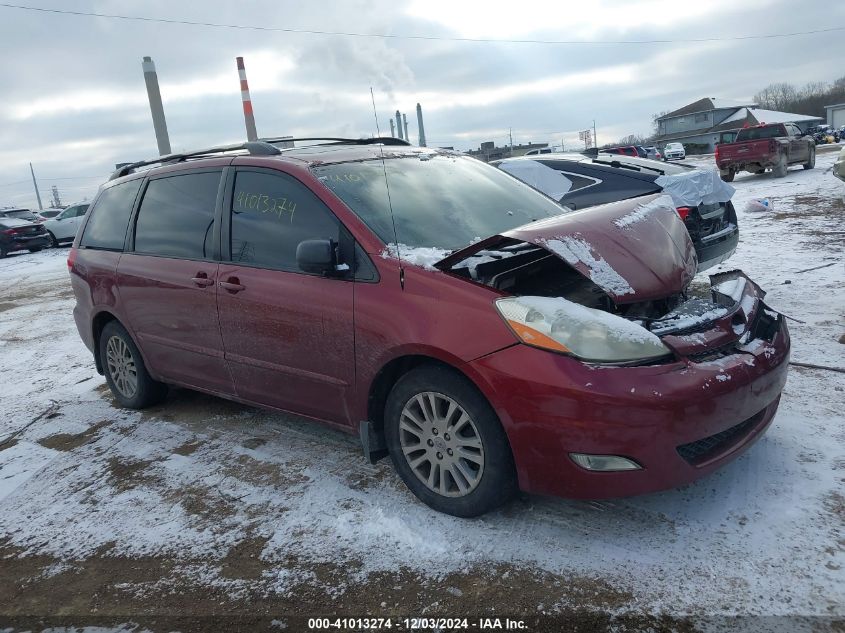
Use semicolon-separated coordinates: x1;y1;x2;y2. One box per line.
99;320;167;409
384;365;517;517
804;147;815;170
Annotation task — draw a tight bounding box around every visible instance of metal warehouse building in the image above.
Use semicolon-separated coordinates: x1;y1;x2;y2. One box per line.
825;103;845;128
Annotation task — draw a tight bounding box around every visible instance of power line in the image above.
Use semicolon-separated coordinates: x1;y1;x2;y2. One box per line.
1;3;843;45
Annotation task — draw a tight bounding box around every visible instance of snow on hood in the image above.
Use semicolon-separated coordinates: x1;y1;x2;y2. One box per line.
497;159;573;200
654;167;735;208
438;193;698;304
537;236;635;296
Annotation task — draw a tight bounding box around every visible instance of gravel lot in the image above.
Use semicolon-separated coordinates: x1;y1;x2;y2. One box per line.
1;148;843;632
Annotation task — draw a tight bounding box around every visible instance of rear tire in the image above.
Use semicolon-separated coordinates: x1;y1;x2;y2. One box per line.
99;320;167;409
773;152;788;177
804;147;815;170
28;247;42;253
47;231;58;248
384;364;517;517
720;169;735;182
0;245;7;258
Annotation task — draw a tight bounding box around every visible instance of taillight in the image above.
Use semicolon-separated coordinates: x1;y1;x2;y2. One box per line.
714;145;720;162
2;228;18;235
769;139;777;153
676;207;691;221
67;247;77;272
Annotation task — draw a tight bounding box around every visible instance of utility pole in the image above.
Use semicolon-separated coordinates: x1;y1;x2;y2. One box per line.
593;120;598;148
141;57;172;156
509;128;514;151
29;163;43;210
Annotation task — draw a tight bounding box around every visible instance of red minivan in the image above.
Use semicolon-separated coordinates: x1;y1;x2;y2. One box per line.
69;138;790;516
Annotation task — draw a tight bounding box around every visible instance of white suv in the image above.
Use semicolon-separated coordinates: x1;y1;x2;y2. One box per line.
663;142;686;161
44;202;89;247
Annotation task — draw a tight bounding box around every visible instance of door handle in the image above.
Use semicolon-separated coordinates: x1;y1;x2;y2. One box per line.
219;277;245;293
191;273;215;287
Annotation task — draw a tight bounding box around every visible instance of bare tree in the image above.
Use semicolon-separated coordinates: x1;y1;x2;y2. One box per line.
652;110;669;136
754;82;797;111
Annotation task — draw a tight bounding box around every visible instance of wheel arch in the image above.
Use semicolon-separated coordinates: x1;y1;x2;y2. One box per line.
365;352;510;447
91;309;120;375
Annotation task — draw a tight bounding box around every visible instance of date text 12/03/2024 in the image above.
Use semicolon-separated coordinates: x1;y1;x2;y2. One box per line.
307;617;528;630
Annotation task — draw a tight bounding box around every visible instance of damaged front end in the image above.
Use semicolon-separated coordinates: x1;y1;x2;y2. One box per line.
435;194;785;366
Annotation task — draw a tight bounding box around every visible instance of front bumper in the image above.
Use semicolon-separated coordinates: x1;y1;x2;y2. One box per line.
468;275;790;500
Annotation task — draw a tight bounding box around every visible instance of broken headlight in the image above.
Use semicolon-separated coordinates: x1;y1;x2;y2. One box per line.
495;296;672;363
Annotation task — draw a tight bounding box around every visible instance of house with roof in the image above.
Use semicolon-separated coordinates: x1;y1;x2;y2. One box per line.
653;97;823;153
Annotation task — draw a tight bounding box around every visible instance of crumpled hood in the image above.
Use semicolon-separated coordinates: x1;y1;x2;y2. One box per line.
436;193;697;304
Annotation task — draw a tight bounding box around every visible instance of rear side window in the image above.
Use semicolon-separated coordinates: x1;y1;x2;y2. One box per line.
80;179;143;250
230;170;340;272
134;172;220;259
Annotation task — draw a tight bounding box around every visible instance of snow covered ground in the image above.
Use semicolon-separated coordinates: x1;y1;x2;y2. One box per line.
0;149;843;630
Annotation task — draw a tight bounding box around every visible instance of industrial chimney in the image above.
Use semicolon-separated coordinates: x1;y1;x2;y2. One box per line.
395;110;404;141
416;103;426;147
237;57;258;142
141;56;172;156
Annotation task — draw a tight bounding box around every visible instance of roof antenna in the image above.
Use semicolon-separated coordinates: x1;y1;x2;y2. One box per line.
370;86;404;288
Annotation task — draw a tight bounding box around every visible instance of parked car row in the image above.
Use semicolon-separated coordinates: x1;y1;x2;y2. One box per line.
0;202;90;256
63;136;789;517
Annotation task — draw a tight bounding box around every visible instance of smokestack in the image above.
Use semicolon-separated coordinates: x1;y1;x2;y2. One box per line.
389;119;395;137
416;103;426;147
141;56;172;156
402;114;409;143
237;57;258;142
395;110;403;140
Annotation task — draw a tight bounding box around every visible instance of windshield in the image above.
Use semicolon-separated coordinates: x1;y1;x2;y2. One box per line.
314;154;568;250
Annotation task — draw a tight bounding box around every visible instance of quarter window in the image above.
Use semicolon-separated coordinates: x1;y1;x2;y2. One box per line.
80;179;143;251
230;171;340;272
134;172;220;259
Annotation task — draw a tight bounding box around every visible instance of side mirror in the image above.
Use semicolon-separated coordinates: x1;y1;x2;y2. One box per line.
296;239;337;275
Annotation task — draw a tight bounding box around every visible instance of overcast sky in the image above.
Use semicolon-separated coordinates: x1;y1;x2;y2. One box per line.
0;0;842;208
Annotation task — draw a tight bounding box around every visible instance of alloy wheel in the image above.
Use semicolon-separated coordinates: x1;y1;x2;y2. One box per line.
399;392;485;498
105;335;138;398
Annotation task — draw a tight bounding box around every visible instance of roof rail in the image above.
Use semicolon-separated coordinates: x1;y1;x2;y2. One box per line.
109;136;411;181
262;136;411;147
108;140;282;180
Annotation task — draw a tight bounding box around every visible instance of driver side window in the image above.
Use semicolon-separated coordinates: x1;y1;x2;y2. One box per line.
230;170;341;273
